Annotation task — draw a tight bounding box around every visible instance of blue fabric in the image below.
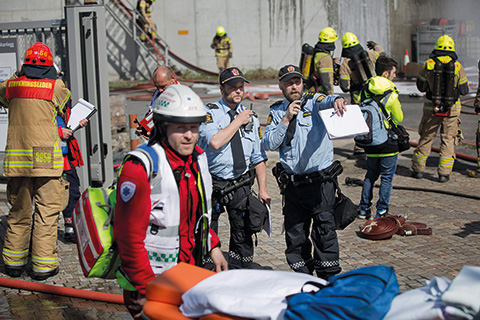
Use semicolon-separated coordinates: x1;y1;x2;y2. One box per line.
360;154;398;212
198;99;267;180
263;93;339;175
136;144;159;174
56;115;69;155
285;265;399;320
354;99;388;147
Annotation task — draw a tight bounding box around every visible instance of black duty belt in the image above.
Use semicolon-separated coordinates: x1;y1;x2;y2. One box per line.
288;171;327;187
212;169;255;196
287;161;343;187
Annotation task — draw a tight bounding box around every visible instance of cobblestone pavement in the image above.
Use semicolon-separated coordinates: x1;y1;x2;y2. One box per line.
1;115;479;319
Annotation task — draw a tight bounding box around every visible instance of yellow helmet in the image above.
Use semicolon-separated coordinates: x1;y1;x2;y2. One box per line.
341;32;359;48
435;35;455;52
216;26;226;37
318;27;338;43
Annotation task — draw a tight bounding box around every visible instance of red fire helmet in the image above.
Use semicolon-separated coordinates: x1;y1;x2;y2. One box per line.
24;42;54;66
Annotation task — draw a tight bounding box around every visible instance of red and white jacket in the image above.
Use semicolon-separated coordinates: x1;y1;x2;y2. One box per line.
113;142;219;295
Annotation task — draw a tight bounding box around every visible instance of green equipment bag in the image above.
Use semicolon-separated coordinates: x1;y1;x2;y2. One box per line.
73;187;120;279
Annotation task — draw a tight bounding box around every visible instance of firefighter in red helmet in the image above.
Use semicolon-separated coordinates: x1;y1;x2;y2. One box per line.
0;42;71;280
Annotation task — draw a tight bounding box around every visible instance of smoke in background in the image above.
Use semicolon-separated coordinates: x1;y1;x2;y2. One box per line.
438;0;480;69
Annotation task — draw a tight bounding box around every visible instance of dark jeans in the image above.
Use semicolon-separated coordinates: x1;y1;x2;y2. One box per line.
360;154;398;212
63;166;81;229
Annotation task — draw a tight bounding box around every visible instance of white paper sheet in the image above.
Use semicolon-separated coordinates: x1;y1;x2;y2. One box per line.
319;104;369;140
263;203;272;237
67;98;96;131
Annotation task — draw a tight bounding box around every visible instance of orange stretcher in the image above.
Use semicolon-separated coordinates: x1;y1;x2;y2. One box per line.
142;262;247;320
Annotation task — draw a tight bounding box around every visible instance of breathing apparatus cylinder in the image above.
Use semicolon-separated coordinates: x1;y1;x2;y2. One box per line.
300;43;314;78
359;50;376;80
443;60;456;107
432;60;444;107
351;53;369;85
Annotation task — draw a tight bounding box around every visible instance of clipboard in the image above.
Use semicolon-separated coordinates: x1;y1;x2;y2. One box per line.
319;104;369;140
67;98;97;132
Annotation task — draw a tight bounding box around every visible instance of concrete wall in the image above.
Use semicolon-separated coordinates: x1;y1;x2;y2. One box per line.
0;0;64;22
1;0;478;80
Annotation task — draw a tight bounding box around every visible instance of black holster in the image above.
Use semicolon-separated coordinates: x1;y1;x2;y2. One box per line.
212;167;255;207
272;162;289;195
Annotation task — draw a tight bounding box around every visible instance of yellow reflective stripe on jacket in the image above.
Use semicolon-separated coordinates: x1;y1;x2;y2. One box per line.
423;99;462;112
340;74;350;80
4;149;63;168
319;67;334;73
54;90;71;115
366;152;399;157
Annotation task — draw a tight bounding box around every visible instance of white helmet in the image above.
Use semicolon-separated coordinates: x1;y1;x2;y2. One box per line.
153;84;206;123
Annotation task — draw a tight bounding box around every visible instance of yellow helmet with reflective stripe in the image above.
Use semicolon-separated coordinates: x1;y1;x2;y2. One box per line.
435;35;455;52
216;26;226;37
341;32;359;48
318;27;338;43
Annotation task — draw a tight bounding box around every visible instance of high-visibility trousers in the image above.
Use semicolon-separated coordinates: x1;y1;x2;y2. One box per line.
3;176;68;272
412;109;459;175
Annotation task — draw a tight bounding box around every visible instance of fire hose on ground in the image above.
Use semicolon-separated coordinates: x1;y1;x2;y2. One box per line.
344;176;480;200
0;276;124;304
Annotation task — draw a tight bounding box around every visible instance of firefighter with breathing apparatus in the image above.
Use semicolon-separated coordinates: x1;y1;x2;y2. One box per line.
211;26;233;73
411;35;469;183
338;32;384;104
299;27;339;95
338;31;384;159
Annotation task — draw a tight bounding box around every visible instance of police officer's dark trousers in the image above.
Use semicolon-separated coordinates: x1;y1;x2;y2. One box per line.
283;178;341;279
223;184;254;269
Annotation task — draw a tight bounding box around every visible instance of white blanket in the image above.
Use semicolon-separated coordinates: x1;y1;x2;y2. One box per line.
179;269;327;320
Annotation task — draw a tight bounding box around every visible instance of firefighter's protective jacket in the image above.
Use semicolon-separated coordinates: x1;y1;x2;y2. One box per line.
210;35;233;58
313;51;335;95
416;56;469;113
0;73;71;177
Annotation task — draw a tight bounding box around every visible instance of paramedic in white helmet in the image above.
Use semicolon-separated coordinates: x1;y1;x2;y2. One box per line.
113;84;228;319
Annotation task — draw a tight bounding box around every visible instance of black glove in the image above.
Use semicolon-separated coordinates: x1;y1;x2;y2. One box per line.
475;106;480;114
366;41;377;50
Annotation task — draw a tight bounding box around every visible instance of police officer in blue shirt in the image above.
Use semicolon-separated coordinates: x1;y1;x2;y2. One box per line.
264;64;346;279
199;67;271;269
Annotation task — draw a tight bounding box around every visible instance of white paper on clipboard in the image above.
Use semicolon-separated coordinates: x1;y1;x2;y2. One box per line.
67;98;97;131
319;104;369;140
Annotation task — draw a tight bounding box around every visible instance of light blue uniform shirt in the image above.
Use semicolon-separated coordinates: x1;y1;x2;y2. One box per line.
263;93;340;175
199;99;267;180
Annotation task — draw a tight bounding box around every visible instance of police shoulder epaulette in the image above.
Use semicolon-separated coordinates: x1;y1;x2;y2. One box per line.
251;110;258;118
269;100;283;108
206;103;219;109
304;92;315;100
316;95;326;103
